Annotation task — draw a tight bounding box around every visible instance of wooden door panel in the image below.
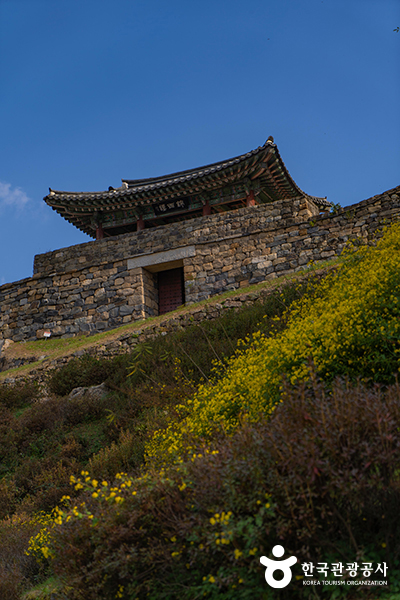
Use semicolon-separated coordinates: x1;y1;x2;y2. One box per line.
158;267;184;314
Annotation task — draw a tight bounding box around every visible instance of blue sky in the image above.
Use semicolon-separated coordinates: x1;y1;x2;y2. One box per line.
0;0;399;285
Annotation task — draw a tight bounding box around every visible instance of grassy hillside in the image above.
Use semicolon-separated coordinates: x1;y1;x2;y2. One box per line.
0;270;316;598
2;225;400;599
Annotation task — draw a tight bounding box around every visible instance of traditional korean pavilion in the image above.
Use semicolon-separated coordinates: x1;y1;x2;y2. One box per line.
44;138;329;240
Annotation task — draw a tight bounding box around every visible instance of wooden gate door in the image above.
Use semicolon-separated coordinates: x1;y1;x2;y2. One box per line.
158;267;184;315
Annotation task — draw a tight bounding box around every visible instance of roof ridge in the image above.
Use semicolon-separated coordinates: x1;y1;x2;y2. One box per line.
47;139;276;197
122;139;274;187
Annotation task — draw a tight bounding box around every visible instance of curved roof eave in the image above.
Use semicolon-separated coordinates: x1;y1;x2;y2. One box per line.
44;139;329;208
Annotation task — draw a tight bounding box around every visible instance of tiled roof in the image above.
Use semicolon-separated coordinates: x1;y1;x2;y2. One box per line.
44;139;330;235
121;143;276;191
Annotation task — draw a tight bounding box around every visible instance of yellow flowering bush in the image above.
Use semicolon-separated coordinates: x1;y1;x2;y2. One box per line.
25;511;57;562
0;511;48;599
25;377;400;599
28;443;277;600
147;225;400;463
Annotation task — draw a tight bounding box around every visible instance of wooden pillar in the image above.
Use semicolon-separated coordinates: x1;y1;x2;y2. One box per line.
246;190;256;207
96;223;104;240
202;200;211;216
137;215;145;231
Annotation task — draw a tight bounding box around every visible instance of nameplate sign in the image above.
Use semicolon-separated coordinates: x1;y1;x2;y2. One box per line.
153;197;190;215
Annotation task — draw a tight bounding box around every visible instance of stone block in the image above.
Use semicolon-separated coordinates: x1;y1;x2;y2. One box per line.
120;305;134;316
258;260;273;269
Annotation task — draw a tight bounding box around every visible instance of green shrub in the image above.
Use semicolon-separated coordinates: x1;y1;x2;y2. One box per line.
47;354;115;396
0;476;18;520
0;382;39;410
17;398;66;437
0;513;42;599
264;376;400;562
34;377;400;599
88;429;145;481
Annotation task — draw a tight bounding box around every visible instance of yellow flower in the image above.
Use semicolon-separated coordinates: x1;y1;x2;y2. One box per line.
144;224;400;469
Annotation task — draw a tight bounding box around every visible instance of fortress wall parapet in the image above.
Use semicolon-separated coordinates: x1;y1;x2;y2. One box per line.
1;186;399;343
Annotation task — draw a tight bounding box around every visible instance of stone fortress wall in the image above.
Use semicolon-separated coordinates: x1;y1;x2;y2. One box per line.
0;185;399;343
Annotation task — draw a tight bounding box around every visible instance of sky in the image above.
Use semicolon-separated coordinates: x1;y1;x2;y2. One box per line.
0;0;399;286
